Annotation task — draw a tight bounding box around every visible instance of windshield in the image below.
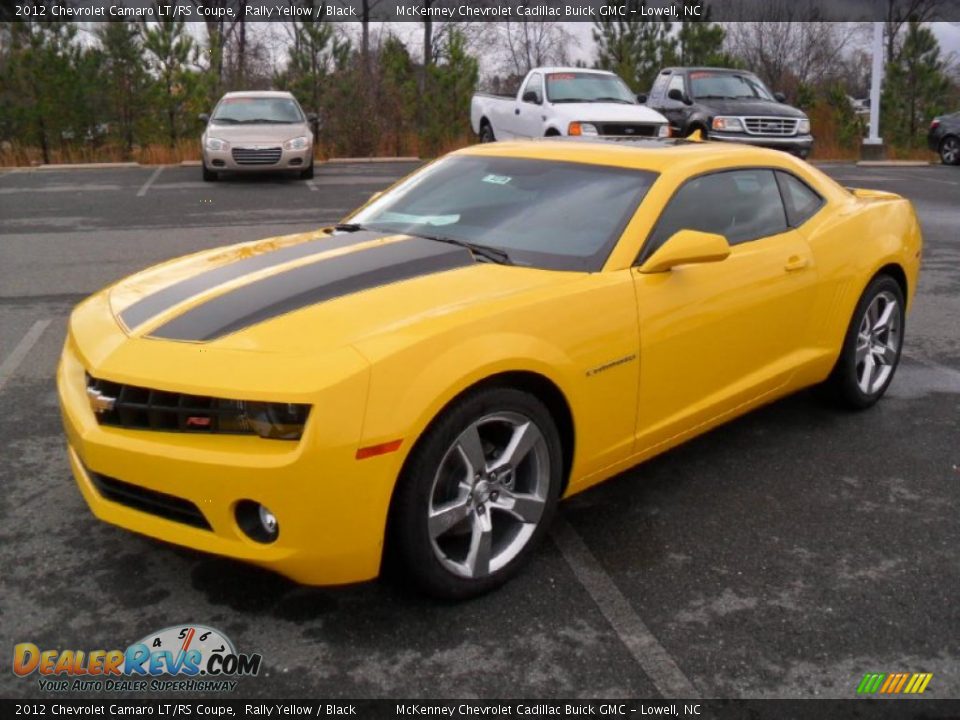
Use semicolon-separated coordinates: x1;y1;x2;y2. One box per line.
347;156;657;271
211;97;304;124
545;72;637;104
689;72;774;101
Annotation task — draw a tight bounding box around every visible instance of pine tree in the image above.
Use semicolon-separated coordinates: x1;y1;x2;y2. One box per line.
98;22;148;156
676;1;732;67
593;0;675;93
141;16;198;148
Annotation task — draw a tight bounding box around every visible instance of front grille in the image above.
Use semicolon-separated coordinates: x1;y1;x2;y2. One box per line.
597;123;658;137
88;470;211;530
86;375;253;435
743;117;799;136
231;147;282;165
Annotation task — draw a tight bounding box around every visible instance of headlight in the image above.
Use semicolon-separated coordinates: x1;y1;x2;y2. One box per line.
568;122;599;137
711;116;744;132
797;118;811;135
241;402;310;440
657;124;671;138
204;137;229;152
283;135;311;151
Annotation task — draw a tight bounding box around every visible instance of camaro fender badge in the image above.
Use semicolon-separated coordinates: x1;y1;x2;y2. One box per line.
86;387;117;414
586;354;637;377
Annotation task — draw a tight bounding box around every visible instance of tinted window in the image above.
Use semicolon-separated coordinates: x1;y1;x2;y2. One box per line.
522;73;543;103
689;71;773;101
350;156;658;272
212;97;304;124
776;171;823;226
545;72;636;104
649;73;670;101
644;169;788;258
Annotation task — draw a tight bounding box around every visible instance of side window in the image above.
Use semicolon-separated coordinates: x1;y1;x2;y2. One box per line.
667;74;686;98
642;169;789;260
521;73;543;104
649;73;670;101
776;171;824;227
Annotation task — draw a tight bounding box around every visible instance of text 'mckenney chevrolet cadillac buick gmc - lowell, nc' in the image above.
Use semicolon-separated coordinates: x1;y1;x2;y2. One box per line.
60;138;922;598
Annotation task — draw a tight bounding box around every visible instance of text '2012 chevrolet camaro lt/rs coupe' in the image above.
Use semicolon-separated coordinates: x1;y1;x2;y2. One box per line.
59;139;922;598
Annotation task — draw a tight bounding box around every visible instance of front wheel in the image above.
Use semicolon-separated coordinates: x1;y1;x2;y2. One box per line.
940;135;960;165
479;123;495;144
391;387;563;599
824;275;905;409
300;162;314;180
202;164;218;182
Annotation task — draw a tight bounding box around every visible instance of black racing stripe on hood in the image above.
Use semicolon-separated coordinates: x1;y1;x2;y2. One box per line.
120;230;385;330
148;237;475;342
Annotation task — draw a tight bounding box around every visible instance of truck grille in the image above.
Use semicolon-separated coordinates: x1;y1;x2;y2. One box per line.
88;470;211;530
231;147;282;165
597;123;658;137
743;117;799;136
86;374;253;435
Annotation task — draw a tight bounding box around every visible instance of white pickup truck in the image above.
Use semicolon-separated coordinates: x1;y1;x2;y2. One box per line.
471;67;670;142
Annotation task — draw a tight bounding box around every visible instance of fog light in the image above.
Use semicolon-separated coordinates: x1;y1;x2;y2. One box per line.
236;500;279;543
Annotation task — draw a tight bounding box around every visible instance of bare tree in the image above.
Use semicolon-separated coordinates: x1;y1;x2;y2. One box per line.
497;19;578;78
884;0;943;62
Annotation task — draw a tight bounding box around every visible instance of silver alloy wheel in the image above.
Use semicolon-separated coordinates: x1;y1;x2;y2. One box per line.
427;411;550;579
855;290;901;395
942;137;959;165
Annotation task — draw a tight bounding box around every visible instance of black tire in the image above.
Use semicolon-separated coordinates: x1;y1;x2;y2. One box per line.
202;164;218;182
823;274;905;410
479;122;495;144
940;135;960;166
300;161;315;180
391;386;563;600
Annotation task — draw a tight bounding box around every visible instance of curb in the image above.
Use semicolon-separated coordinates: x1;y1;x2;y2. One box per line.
180;160;202;167
325;157;421;163
855;160;931;167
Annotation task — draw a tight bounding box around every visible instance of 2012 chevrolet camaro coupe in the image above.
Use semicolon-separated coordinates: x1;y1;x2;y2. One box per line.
59;139;922;598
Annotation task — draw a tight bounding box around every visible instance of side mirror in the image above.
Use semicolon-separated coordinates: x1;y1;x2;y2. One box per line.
521;91;540;104
667;88;692;105
198;113;210;123
638;230;731;274
636;93;647;104
773;92;786;103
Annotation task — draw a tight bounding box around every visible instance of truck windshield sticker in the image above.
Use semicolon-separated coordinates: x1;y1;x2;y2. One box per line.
547;74;576;81
482;174;512;185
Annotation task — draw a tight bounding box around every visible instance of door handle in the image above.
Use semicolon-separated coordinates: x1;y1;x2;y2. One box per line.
515;108;520;115
784;256;809;272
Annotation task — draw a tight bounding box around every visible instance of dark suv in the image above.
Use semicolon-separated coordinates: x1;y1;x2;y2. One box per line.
928;111;960;165
645;67;813;158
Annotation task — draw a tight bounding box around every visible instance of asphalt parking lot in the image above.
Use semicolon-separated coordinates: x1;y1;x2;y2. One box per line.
0;159;958;700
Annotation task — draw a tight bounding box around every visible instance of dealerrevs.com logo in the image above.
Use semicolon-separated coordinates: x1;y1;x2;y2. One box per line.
13;625;262;693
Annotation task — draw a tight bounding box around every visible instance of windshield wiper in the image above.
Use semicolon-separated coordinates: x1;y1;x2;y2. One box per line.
695;95;737;100
412;233;513;265
333;222;368;232
593;97;634;104
238;118;290;124
550;99;589;103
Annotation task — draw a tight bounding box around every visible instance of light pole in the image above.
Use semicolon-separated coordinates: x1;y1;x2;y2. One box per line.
862;22;885;159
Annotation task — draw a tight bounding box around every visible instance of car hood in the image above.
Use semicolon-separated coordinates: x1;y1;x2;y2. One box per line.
204;122;311;144
106;229;573;355
553;103;668;124
693;98;806;119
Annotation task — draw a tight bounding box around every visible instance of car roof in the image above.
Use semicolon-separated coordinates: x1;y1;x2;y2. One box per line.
535;67;617;76
220;91;296;99
661;67;757;75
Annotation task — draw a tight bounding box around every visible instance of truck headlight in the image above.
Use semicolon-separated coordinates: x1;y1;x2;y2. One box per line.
658;125;671;138
241;402;310;440
568;122;599;137
205;137;229;152
711;117;744;132
797;118;811;135
283;136;311;151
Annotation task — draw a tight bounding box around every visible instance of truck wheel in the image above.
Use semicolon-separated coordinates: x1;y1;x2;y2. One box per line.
479;122;495;143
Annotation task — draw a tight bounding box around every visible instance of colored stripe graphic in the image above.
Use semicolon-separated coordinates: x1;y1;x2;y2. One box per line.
149;237;475;342
120;230;384;330
857;672;932;694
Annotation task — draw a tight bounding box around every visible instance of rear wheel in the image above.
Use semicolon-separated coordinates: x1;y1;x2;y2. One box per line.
202;164;218;182
823;275;905;409
940;135;960;165
479;122;495;144
392;387;562;599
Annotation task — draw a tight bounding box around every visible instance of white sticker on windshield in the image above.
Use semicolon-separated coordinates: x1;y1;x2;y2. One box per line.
482;174;512;185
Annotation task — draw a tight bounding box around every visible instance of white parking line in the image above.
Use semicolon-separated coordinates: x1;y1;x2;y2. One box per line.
306;180;318;192
0;320;51;393
137;166;164;197
551;516;700;698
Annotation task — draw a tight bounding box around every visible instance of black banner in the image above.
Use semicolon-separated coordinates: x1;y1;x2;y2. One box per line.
3;699;960;719
3;0;960;23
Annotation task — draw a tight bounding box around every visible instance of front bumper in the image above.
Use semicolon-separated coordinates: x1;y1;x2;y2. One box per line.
202;146;313;172
57;326;399;586
708;132;814;156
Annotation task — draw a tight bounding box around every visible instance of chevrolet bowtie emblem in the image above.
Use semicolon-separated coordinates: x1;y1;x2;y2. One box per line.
86;387;116;414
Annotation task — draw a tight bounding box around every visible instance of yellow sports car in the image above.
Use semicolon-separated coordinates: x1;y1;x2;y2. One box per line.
59;139;922;598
